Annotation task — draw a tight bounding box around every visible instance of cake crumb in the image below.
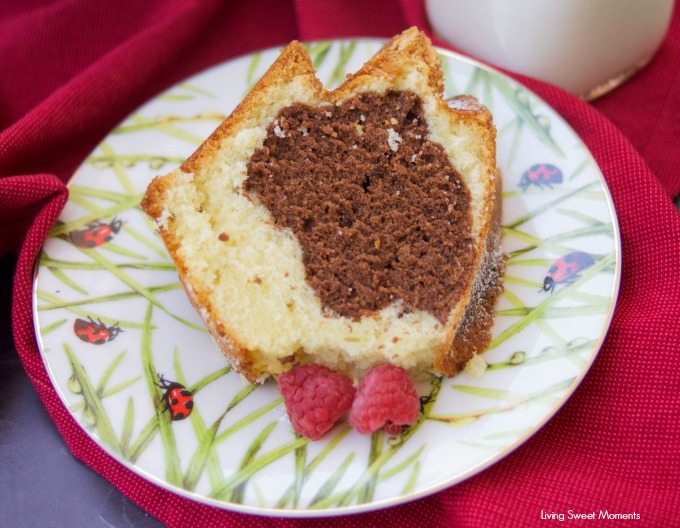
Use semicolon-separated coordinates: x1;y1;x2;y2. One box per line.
158;208;172;229
387;128;402;152
464;353;487;377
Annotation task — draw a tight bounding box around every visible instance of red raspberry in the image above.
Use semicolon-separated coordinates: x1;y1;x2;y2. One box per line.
349;364;420;435
277;364;356;440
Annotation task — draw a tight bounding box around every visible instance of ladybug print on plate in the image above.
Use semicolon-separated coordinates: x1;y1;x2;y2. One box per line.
74;316;122;344
519;163;563;191
541;252;595;293
157;374;194;421
69;217;123;248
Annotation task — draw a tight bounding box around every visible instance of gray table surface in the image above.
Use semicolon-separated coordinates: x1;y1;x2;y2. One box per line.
0;254;163;528
2;197;680;527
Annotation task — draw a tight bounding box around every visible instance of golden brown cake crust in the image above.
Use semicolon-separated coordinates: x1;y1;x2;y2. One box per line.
435;171;505;375
141;28;501;383
181;41;324;176
334;29;445;98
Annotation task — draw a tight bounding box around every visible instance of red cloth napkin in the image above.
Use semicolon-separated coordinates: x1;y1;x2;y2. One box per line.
4;1;680;526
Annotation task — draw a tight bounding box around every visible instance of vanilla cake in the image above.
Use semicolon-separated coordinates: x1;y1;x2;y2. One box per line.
141;28;505;383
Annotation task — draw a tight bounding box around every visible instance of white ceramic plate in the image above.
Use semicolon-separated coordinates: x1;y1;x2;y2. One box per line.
33;39;621;517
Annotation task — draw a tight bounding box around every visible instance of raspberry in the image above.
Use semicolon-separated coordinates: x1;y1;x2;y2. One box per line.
349;364;420;435
277;364;356;440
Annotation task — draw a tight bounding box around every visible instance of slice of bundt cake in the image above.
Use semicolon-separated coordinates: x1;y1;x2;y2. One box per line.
141;27;504;384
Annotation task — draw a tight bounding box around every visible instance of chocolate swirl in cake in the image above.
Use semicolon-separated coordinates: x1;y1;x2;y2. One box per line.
246;90;474;322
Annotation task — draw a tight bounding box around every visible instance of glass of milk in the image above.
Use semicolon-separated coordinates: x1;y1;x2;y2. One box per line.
425;0;675;99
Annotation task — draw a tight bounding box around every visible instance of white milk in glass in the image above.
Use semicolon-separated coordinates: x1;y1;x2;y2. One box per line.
426;0;675;99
